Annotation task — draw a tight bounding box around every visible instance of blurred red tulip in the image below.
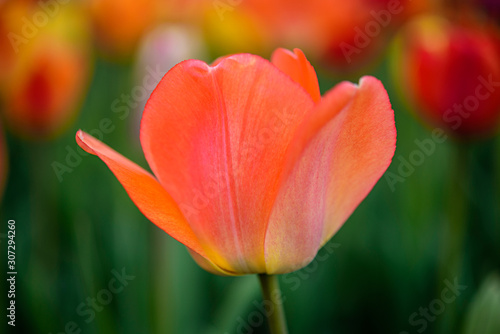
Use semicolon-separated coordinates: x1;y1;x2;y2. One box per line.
0;1;91;139
320;0;430;69
393;14;500;139
76;48;396;275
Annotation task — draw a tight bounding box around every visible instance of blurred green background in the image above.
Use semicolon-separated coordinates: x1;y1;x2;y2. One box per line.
1;0;500;333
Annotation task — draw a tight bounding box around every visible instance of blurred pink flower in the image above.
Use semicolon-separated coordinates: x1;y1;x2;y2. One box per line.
133;24;207;125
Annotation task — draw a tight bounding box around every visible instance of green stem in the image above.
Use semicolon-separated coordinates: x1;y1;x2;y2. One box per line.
446;146;469;276
258;274;288;334
437;145;469;334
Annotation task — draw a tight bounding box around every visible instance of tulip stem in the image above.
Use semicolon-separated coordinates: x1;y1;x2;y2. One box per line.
437;145;469;333
258;274;288;334
441;146;469;277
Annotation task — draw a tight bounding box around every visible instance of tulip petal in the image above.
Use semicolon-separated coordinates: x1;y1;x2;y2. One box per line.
264;81;358;274
75;130;208;260
317;77;396;245
187;249;238;276
265;77;395;273
271;48;321;103
140;55;315;273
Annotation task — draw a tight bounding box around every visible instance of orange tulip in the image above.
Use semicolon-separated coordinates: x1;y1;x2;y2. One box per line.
76;48;396;275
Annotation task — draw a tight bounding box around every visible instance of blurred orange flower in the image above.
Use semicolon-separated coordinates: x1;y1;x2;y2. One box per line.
393;14;500;139
89;0;160;57
202;3;269;57
221;0;430;70
0;0;91;139
76;48;396;275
